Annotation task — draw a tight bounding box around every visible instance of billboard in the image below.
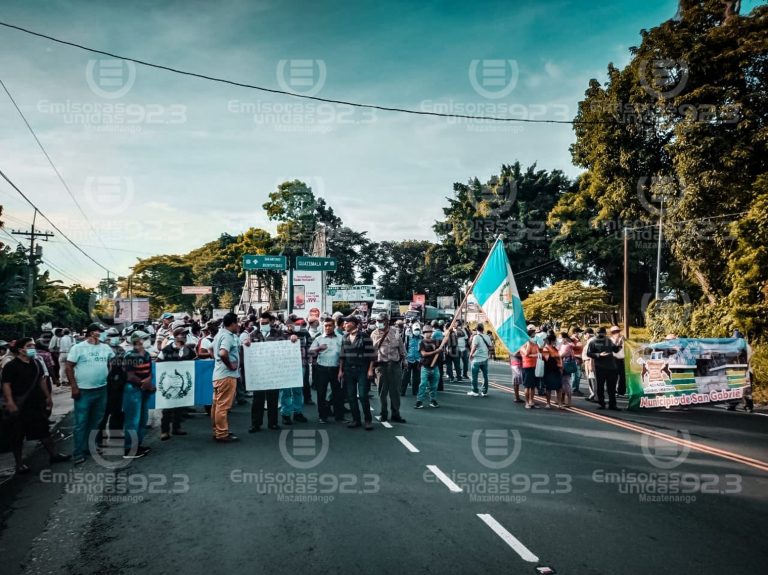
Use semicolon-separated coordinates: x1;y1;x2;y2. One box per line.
113;298;150;323
625;338;750;410
293;270;323;319
437;295;455;310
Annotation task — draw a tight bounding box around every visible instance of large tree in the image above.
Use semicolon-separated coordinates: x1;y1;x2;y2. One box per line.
434;162;571;299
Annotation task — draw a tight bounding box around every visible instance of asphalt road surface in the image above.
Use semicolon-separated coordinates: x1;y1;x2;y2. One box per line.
2;361;767;575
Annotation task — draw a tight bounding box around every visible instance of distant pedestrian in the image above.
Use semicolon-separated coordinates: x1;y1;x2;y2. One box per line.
542;334;564;409
510;351;524;403
1;338;71;473
467;323;492;397
582;328;597;401
609;326;626;396
519;326;541;409
586;327;622;410
415;325;440;409
401;322;423;397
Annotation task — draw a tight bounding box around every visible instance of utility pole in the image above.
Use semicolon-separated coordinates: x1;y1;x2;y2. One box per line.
623;227;629;340
655;195;664;301
12;209;53;310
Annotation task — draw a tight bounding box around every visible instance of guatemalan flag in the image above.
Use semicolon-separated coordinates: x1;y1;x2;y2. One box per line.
471;238;529;354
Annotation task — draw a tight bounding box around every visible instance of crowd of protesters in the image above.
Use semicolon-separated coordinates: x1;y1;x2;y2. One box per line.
2;309;753;475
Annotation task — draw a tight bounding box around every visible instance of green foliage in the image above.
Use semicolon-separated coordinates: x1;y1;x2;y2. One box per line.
434;162;571;298
750;343;768;404
645;298;694;340
522;280;613;327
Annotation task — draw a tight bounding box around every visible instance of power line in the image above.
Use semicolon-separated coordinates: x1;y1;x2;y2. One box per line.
0;167;115;276
0;76;119;268
0;20;595;126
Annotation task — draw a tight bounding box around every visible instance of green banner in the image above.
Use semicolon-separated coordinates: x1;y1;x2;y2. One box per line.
625;338;750;410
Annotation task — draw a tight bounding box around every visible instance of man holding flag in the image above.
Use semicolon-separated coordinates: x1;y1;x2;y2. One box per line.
437;238;529;396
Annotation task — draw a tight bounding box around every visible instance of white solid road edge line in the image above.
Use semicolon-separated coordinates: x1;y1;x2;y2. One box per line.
395;435;420;453
426;464;463;493
477;514;539;563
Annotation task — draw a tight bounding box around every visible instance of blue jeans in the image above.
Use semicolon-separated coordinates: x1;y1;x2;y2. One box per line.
73;387;107;459
471;360;489;393
344;366;371;423
280;387;304;416
123;385;150;450
418;366;438;402
571;363;582;392
460;349;470;379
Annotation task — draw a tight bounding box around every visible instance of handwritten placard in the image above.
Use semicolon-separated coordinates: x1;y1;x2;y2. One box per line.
243;340;303;391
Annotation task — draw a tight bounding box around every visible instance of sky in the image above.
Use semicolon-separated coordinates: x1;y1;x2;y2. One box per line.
0;0;760;286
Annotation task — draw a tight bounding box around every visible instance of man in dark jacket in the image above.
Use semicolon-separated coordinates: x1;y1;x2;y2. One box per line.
586;327;623;410
249;313;287;432
339;316;376;430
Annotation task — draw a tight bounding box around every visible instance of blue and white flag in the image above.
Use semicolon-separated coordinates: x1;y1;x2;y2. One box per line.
471;239;529;354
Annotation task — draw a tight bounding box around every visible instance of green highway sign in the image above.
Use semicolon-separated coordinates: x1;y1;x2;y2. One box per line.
243;254;287;270
295;256;337;271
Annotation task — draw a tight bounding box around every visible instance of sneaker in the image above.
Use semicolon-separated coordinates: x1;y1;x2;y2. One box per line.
480;392;488;397
73;456;86;465
415;401;424;409
379;413;388;422
390;415;407;423
467;391;480;397
293;413;308;423
160;432;171;441
347;421;362;429
429;400;439;408
123;448;148;459
364;421;374;431
318;418;329;424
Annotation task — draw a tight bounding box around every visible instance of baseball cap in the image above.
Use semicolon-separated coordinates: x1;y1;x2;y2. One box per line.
422;324;434;333
343;315;360;325
86;323;104;333
609;325;621;333
130;330;149;344
527;324;537;331
160;312;174;320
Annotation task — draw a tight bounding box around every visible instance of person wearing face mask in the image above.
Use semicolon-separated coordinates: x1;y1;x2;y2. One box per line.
2;338;71;474
122;331;154;459
249;313;298;432
65;324;116;465
401;322;423;397
156;322;196;440
371;313;407;423
308;317;345;424
95;328;127;447
339;315;376;430
154;312;175;354
280;317;310;424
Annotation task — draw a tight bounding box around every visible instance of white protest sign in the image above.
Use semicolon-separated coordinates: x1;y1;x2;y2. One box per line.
155;360;196;409
244;340;303;391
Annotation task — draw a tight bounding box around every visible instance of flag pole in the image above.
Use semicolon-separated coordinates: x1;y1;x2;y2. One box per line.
430;236;503;366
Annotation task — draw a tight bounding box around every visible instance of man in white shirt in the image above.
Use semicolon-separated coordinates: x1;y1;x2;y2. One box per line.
308;317;344;423
610;325;626;396
468;323;493;397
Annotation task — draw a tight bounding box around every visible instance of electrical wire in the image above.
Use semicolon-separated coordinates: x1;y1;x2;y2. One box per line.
0;20;597;125
0;167;115;275
0;76;119;268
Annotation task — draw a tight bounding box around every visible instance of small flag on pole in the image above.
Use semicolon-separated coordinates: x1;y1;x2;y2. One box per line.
471;239;529;354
